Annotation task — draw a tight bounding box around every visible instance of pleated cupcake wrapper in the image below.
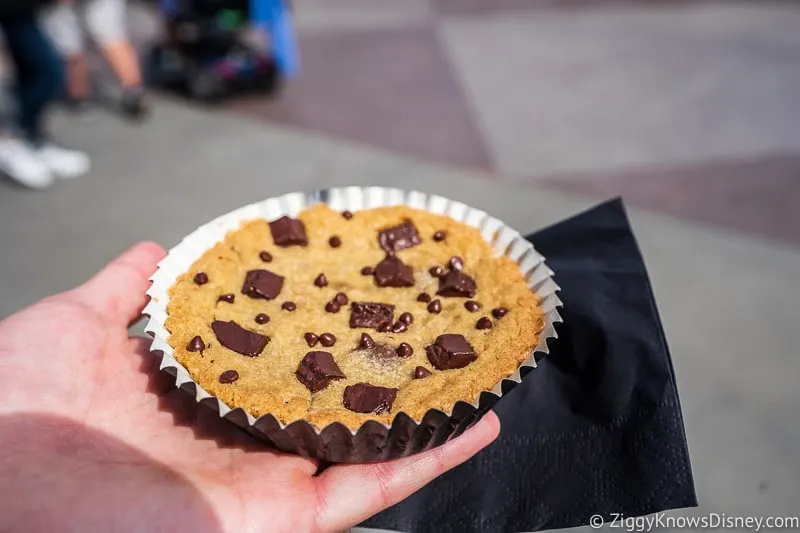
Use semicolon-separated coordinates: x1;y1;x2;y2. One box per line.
143;187;563;463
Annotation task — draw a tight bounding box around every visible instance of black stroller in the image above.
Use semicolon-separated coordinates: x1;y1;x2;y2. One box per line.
146;0;296;102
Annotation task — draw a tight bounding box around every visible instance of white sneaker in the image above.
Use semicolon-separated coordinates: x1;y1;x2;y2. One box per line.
36;142;91;179
0;136;54;190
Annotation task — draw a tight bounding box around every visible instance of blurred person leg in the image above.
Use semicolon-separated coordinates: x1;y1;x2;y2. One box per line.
85;0;148;119
0;12;90;185
42;2;92;111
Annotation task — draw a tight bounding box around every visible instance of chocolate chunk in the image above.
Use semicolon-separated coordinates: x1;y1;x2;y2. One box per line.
259;251;273;262
319;333;336;347
269;216;308;247
426;334;477;370
377;322;392;333
448;256;464;271
314;273;328;288
476;317;493;330
342;210;353;220
366;343;399;359
417;292;431;303
492;307;509;319
218;293;235;304
325;301;340;313
361;266;374;276
282;301;297;312
437;270;477;298
296;351;345;393
255;313;270;325
328;236;342;248
334;292;348;305
343;383;398;414
186;336;205;352
211;320;269;357
427;299;442;314
374;255;415;288
464;300;481;312
378;220;421;252
359;333;375;349
433;231;446;242
241;269;284;300
399;312;413;325
193;272;208;285
304;332;319;347
396;343;413;358
219;370;239;384
413;366;432;379
350;302;394;329
429;266;444;278
392;321;407;333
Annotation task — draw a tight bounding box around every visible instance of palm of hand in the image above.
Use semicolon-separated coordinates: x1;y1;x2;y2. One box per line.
0;243;499;533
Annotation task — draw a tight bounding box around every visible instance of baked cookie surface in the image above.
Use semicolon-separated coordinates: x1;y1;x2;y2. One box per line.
166;204;544;429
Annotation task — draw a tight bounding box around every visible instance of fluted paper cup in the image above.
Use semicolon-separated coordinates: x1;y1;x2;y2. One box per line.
143;187;562;463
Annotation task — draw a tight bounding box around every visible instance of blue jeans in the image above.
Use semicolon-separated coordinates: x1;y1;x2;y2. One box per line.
0;13;64;142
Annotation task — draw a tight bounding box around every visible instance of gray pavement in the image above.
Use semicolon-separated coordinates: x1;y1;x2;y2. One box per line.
1;100;799;530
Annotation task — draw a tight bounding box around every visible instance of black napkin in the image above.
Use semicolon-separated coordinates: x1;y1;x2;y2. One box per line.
362;198;697;533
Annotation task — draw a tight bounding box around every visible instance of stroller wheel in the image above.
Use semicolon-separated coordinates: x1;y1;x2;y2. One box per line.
186;67;225;103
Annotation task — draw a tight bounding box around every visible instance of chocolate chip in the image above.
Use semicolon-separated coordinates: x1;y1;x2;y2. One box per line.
392;321;407;333
361;266;374;276
359;333;375;349
255;313;270;324
319;333;336;347
426;334;477;370
217;293;235;304
378;220;421;252
242;269;284;300
374;255;415;287
259;251;273;262
433;231;446;242
334;292;348;305
350;302;394;329
399;312;413;325
282;301;297;312
413;366;432;379
314;273;328;288
343;383;398;414
211;320;269;357
427;299;442;314
296;351;345;393
269;216;308;247
342;210;353;220
396;343;413;358
377;322;392;333
304;332;319;347
186;336;205;352
429;266;444;278
448;256;464;271
193;272;208;285
325;301;340;313
476;317;493;330
328;236;342;248
492;307;509;319
219;370;239;384
464;300;481;312
437;270;477;298
417;292;431;303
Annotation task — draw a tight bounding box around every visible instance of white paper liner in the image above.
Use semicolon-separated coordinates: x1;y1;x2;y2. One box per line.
143;187;563;461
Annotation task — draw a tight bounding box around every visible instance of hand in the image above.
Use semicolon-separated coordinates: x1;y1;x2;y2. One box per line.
0;242;500;533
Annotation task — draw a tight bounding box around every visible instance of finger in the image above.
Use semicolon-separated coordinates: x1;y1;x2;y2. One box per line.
313;411;500;532
73;241;166;325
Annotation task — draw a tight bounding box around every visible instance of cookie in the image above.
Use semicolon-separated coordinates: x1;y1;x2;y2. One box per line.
166;205;545;429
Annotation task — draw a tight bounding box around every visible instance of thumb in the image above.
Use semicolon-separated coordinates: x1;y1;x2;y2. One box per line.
72;242;166;325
